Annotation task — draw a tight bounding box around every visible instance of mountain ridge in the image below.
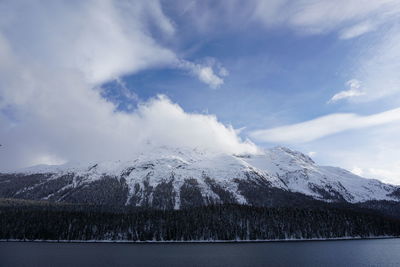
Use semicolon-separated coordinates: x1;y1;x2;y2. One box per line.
1;146;399;209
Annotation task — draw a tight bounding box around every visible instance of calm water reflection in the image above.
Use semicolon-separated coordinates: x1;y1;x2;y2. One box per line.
1;239;399;267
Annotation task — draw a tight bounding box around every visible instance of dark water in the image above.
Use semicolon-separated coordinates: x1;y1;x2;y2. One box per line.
1;239;400;267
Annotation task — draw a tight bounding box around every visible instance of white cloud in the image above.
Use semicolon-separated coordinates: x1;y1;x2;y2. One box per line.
339;21;376;39
0;0;178;86
352;165;400;185
1;0;399;186
351;26;400;102
173;0;400;39
170;0;400;100
367;167;400;185
0;0;228;89
218;67;229;77
253;0;400;37
351;167;363;176
299;123;400;184
196;67;224;88
177;59;227;89
329;79;365;103
162;0;400;184
0;90;258;170
0;0;252;170
250;107;400;143
254;1;400;104
307;151;317;157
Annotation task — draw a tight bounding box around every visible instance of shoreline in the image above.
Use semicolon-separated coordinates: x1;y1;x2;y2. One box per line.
1;236;398;244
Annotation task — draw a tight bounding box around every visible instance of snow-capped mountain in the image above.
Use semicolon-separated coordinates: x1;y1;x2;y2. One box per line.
1;146;399;208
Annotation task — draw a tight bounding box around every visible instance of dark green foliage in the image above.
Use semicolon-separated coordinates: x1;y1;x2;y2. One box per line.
204;177;237;204
1;199;399;241
357;200;400;219
128;183;142;206
19;174;74;200
152;179;176;210
138;175;153;208
179;179;204;208
61;177;129;206
235;177;318;207
0;173;52;198
389;188;400;199
308;183;346;202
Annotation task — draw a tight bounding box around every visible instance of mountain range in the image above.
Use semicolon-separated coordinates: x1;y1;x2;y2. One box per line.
1;146;399;210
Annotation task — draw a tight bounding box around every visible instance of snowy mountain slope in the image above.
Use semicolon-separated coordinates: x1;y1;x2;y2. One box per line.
245;147;398;203
0;146;399;208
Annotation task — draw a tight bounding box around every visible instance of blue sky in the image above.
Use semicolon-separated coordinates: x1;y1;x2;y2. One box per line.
1;0;400;183
108;30;352;124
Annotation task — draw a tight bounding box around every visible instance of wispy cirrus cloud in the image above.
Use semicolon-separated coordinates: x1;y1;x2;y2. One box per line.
167;0;400;185
339;21;377;39
250;107;400;144
352;26;400;103
298;123;400;185
170;0;400;101
329;79;365;103
172;0;400;39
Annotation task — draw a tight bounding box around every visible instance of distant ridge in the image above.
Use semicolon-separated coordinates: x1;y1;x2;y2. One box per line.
1;146;399;208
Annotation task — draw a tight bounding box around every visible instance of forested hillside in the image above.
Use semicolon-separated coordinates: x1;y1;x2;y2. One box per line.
1;199;399;241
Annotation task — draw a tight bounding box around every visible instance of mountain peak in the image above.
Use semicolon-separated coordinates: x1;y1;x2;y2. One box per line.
270;146;315;165
2;145;399;207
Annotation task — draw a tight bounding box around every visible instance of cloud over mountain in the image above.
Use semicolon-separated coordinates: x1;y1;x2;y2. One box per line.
0;0;254;170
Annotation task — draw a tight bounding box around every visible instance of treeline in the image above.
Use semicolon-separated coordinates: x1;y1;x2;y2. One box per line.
1;201;400;241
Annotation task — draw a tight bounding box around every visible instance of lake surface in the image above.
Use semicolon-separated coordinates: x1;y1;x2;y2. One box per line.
1;238;400;267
